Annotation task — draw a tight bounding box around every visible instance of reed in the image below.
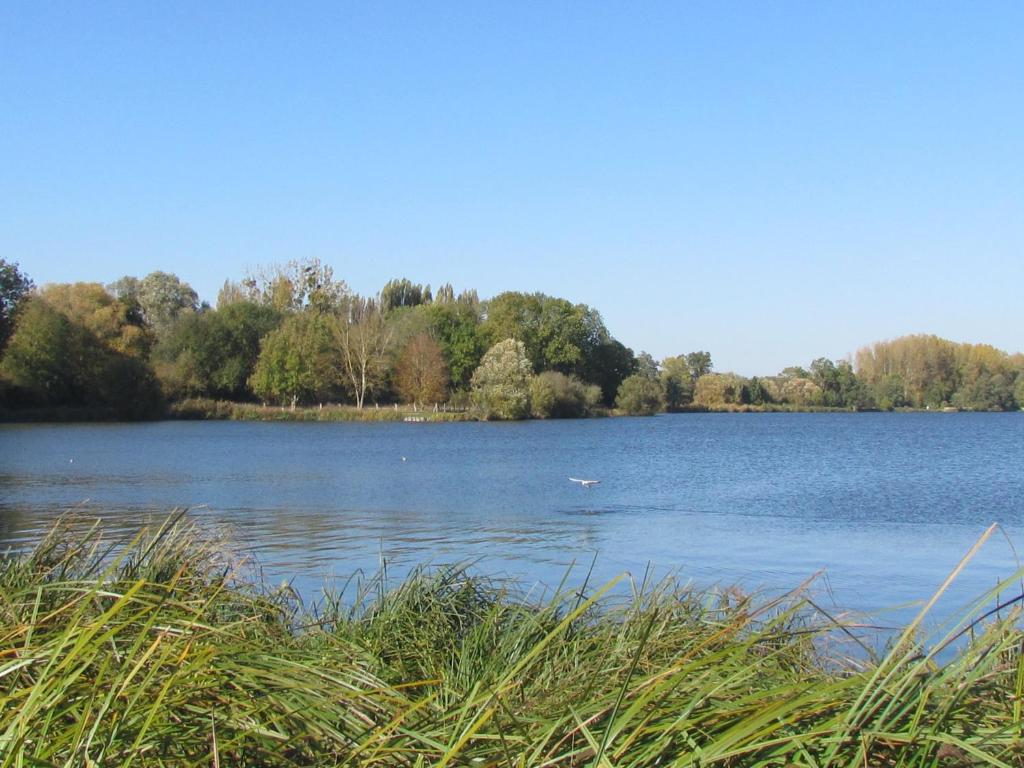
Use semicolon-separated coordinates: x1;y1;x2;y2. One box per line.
1;514;1021;766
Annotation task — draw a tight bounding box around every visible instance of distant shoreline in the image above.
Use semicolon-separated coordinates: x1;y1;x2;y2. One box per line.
1;399;1016;424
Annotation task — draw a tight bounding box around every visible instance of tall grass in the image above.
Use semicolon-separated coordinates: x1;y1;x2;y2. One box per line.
1;514;1021;766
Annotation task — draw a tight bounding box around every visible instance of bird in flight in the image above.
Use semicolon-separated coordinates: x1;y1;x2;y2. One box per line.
569;477;601;488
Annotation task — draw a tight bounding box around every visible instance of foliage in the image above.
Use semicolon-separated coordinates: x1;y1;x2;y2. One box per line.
470;338;533;420
685;350;713;380
155;301;282;400
529;371;602;418
109;271;199;337
249;312;338;407
634;351;659;379
242;258;349;312
380;277;430;312
40;282;151;358
1;298;160;416
5;515;1024;767
422;301;486;389
394;332;448;407
856;334;1024;410
615;373;664;415
481;291;632;404
693;372;752;407
335;296;393;409
584;337;637;406
0;258;34;352
660;355;695;410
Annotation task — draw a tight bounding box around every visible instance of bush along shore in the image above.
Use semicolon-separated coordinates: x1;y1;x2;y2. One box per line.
1;514;1023;767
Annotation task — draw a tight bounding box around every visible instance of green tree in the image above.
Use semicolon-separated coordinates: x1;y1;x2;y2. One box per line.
470;339;533;420
582;338;636;406
380;278;430;313
0;259;34;353
835;360;874;409
685;351;713;381
157;302;282;400
747;376;770;405
530;371;600;418
394;333;448;408
873;374;906;410
1;298;160;416
615;374;664;416
660;356;695;410
422;302;486;389
953;371;1016;411
481;291;634;405
249;312;338;407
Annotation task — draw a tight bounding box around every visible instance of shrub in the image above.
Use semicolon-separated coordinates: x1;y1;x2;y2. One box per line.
615;373;664;415
529;371;599;418
470;338;533;420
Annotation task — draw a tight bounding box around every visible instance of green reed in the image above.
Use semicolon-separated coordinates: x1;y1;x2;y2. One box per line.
1;514;1021;766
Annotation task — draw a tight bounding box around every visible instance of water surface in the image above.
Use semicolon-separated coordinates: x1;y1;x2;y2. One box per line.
1;413;1022;626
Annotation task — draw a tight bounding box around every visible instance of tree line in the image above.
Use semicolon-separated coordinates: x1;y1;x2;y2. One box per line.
1;258;1022;419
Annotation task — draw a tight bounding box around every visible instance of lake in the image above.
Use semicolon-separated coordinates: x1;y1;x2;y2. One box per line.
1;413;1023;628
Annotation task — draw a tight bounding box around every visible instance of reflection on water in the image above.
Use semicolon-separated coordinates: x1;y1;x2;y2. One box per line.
1;414;1023;626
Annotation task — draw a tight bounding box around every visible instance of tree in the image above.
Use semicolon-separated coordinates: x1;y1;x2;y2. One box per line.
40;283;151;359
1;297;160;416
109;272;199;337
953;371;1016;411
242;259;348;313
156;301;282;400
660;355;694;410
615;374;664;416
854;334;1020;410
530;371;600;418
216;280;248;308
634;351;659;380
249;312;338;407
834;360;873;410
394;333;448;408
470;339;533;420
335;296;393;409
693;373;750;408
0;259;34;353
685;351;713;381
422;302;486;389
584;338;637;406
1;300;79;404
480;291;634;405
380;278;429;313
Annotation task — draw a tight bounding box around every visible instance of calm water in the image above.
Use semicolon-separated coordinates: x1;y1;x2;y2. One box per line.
1;414;1023;626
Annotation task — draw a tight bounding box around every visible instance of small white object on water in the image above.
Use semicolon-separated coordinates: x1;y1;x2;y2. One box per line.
401;456;407;462
569;477;600;488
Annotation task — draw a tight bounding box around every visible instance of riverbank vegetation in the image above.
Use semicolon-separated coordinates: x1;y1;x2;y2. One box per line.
1;514;1022;766
1;258;1022;421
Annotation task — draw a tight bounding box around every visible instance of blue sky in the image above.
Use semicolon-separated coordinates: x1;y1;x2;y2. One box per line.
2;3;1021;374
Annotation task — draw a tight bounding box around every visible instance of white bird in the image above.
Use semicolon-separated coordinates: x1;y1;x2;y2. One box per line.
569;477;600;488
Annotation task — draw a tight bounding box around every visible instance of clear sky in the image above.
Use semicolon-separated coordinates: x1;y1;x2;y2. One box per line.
2;3;1021;375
